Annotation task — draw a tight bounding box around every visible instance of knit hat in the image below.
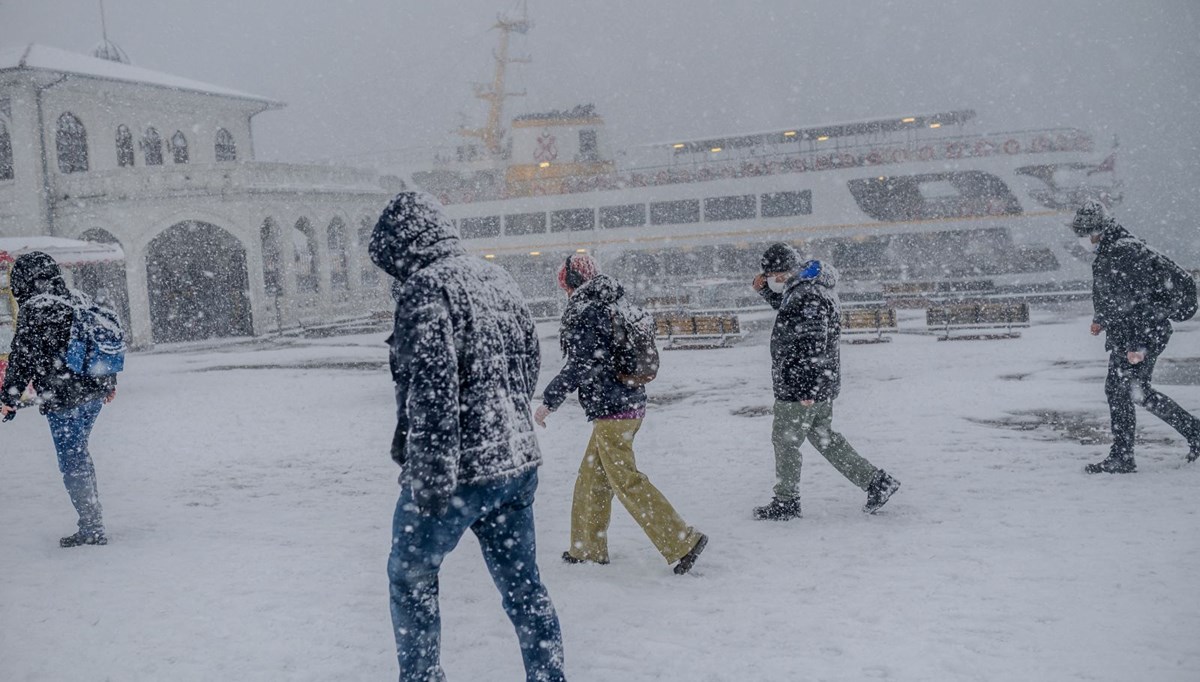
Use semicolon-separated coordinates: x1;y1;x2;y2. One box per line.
557;253;600;291
1071;199;1116;237
761;243;801;274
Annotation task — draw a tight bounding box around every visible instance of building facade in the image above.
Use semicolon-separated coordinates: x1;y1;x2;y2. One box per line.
0;44;397;347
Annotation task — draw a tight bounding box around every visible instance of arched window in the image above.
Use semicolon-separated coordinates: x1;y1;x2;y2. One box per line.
0;119;13;181
170;131;188;164
56;112;89;173
215;128;236;162
142;127;163;165
327;217;349;297
116;125;134;167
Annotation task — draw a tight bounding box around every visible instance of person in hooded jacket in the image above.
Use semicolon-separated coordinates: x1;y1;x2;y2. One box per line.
1;252;117;547
752;243;900;520
534;254;708;576
1072;199;1200;473
369;192;565;682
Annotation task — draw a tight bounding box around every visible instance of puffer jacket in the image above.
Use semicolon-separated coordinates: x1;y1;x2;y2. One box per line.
1;252;116;413
760;263;841;402
370;191;542;511
1092;224;1174;353
542;274;646;420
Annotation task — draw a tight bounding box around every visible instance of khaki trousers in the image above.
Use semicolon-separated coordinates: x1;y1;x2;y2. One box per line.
772;399;878;500
568;419;700;564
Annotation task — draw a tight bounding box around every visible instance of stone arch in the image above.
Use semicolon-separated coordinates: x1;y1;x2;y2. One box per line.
291;217;320;307
146;221;252;343
76;228;132;331
327;216;350;298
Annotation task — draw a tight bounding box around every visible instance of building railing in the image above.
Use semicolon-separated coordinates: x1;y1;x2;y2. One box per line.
53;162;396;203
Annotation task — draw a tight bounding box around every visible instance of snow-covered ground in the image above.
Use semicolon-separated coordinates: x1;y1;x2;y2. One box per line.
2;307;1199;681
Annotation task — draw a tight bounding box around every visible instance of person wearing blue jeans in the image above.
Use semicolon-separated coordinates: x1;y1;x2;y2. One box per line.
1;252;117;548
46;399;107;541
371;192;565;681
388;470;564;682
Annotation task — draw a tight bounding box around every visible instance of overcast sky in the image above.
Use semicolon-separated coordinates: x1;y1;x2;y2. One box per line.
2;0;1198;258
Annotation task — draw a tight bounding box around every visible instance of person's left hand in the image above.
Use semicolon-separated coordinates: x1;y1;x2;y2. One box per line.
1;404;15;421
1127;351;1146;365
104;389;117;404
534;404;552;428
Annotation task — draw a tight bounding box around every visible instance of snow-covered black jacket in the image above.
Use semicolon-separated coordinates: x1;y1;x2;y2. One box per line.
370;192;542;512
760;263;841;403
1092;224;1173;353
1;252;116;414
543;274;647;420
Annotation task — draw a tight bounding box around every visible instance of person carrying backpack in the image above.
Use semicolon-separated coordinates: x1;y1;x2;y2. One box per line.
1072;200;1200;473
1;252;120;547
534;254;708;575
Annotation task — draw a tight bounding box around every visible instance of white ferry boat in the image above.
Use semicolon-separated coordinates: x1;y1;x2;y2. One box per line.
405;12;1121;316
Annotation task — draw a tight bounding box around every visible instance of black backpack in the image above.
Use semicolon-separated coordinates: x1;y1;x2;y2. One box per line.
1144;248;1198;322
610;303;659;387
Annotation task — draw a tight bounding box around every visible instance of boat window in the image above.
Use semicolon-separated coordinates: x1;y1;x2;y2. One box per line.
599;204;646;229
551;208;594;232
704;194;757;222
579;130;599;162
848;171;1021;222
461;216;501;239
505;212;547;236
761;190;812;218
650;199;700;225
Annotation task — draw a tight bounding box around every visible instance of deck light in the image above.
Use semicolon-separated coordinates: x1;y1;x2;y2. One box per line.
929;123;942;129
539;161;550;168
783;131;796;137
484;254;496;259
575;248;588;253
710;147;722;153
529;251;541;256
901;117;916;123
672;143;686;149
816;136;829;142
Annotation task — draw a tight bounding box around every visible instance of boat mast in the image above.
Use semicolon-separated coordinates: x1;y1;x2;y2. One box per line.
459;1;531;159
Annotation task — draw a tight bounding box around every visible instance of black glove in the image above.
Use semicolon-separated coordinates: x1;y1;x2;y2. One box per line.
390;423;407;465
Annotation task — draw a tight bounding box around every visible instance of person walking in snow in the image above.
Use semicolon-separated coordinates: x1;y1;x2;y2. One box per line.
370;192;566;682
534;254;708;575
0;252;117;547
751;243;900;520
1071;199;1200;473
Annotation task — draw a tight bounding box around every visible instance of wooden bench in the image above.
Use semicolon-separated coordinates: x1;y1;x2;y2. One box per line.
654;313;742;349
882;280;997;308
926;301;1030;340
840;307;898;344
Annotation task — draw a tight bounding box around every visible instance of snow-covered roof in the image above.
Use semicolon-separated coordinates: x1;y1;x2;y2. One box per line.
0;236;125;267
0;44;284;108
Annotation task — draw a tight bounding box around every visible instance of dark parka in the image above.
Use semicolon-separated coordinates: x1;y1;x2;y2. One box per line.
760;263;842;403
542;274;646;420
1092;224;1174;353
369;192;542;512
1;252;116;413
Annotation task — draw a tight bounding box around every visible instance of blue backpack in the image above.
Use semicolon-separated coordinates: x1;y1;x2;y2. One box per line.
65;293;126;376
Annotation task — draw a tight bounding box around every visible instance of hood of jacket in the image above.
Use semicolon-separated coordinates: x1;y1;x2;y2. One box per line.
570;273;624;306
9;251;70;303
787;259;838;292
369;191;467;285
1096;223;1136;257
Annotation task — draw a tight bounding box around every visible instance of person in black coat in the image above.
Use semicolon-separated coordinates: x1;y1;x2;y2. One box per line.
1;252;117;547
535;255;707;575
369;191;565;682
751;244;900;519
1072;200;1200;473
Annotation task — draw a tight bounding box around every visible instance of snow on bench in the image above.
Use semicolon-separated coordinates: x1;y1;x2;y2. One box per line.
654;313;743;350
926;301;1030;341
840;306;898;344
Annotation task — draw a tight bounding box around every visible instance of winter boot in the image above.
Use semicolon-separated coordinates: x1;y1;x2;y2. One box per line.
561;551;608;566
753;496;801;521
60;531;107;548
863;470;901;514
673;533;708;576
1084;454;1137;474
